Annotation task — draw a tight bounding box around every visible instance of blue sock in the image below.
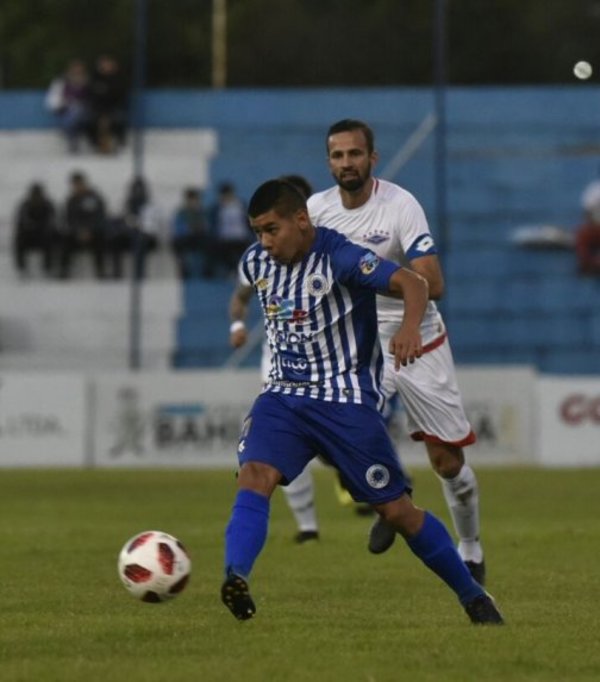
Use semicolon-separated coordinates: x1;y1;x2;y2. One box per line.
224;489;270;579
406;511;484;605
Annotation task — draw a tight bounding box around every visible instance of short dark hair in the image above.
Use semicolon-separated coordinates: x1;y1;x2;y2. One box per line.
278;174;313;200
248;179;307;219
326;119;375;154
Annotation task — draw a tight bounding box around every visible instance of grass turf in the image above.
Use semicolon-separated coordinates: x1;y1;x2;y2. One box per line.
1;466;599;682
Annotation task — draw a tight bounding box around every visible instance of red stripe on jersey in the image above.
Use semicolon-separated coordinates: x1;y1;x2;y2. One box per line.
422;332;447;354
410;429;477;447
407;332;475;446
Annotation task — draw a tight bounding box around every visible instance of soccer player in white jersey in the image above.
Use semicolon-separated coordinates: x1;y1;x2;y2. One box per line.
221;178;503;625
305;118;485;585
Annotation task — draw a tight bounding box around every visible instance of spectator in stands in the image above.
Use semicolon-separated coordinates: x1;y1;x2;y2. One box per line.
207;181;253;278
88;54;129;154
170;187;211;279
12;182;58;277
45;58;91;153
576;179;600;276
108;177;161;279
57;171;108;279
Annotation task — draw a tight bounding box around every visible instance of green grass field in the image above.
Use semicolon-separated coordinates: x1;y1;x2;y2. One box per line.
1;466;599;682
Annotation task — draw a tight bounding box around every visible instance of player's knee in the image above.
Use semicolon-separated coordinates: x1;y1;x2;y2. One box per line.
375;495;423;538
238;461;282;496
427;442;464;479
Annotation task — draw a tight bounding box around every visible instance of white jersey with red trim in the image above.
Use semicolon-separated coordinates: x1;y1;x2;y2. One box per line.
308;178;474;445
308;178;444;345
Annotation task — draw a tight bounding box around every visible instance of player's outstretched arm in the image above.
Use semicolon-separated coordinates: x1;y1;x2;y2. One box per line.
386;268;428;369
229;282;253;348
409;254;445;300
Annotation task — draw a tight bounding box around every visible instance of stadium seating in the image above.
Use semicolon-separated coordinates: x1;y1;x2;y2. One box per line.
0;129;217;254
0;279;179;370
0;127;218;371
172;280;262;369
1;87;599;375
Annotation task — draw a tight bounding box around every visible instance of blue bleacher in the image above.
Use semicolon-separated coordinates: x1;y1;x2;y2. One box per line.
505;248;577;278
155;88;600;375
0;87;597;375
445;278;501;315
173;279;262;369
445;247;509;279
539;349;600;375
451;343;539;367
174;262;597;374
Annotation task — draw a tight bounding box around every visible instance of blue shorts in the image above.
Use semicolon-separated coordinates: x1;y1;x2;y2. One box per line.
237;392;409;505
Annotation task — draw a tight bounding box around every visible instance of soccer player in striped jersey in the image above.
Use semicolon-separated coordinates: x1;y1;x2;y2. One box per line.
221;179;503;625
307;119;486;585
229;174;322;543
230;173;369;542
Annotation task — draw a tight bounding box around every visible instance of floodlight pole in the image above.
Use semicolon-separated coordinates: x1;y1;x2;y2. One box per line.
433;0;449;319
129;0;148;370
212;0;227;88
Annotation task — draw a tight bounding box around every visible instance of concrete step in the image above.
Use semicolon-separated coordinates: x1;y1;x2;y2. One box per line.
0;279;181;371
0;129;218;249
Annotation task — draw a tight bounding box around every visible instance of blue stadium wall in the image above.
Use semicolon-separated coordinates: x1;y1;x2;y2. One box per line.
2;87;600;374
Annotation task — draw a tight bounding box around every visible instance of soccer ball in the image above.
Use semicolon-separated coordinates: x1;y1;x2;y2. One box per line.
117;530;191;603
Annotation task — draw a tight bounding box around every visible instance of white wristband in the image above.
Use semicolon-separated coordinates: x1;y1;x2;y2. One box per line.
230;320;246;334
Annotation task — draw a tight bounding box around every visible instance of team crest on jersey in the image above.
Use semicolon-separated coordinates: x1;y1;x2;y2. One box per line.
365;464;390;489
266;295;308;321
365;229;389;245
359;252;380;275
255;278;269;290
306;273;330;296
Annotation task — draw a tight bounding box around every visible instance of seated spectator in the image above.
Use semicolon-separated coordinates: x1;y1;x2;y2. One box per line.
88;54;129;154
576;179;600;276
57;171;108;279
170;187;211;279
12;182;58;277
109;177;161;279
207;182;253;278
45;58;91;153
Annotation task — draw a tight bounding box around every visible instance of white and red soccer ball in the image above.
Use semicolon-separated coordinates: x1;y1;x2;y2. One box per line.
118;530;191;603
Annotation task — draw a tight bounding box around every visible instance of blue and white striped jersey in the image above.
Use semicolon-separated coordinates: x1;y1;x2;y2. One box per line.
240;226;400;408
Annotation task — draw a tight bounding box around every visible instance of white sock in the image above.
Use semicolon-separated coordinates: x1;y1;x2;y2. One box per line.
282;467;318;532
439;464;483;563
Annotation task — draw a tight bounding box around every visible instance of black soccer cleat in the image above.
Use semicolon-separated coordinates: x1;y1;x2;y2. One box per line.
464;592;504;625
465;559;486;587
294;530;320;544
368;516;397;554
221;574;256;621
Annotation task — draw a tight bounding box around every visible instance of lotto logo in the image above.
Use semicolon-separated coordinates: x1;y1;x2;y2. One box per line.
415;235;435;253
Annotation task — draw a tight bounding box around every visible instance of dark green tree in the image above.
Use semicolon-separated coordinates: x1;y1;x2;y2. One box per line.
0;0;599;88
